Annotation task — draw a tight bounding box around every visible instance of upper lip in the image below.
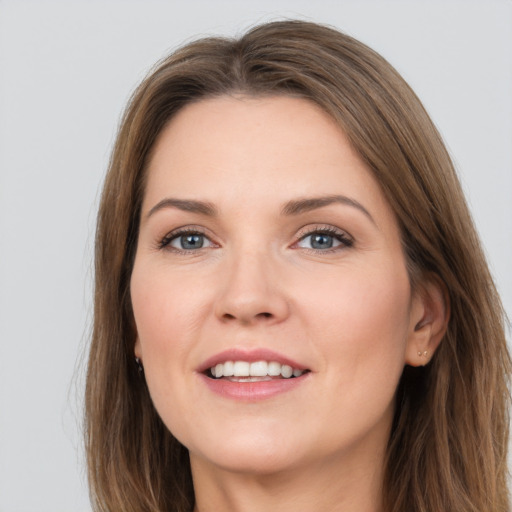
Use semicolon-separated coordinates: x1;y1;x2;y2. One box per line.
197;348;309;373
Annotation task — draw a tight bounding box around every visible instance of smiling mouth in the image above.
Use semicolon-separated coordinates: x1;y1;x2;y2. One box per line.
206;360;310;381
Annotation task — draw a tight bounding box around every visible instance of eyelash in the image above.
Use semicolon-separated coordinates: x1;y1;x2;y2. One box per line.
158;227;212;253
157;226;354;253
295;226;354;253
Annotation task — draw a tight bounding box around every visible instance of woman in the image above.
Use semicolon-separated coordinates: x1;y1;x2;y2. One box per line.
85;20;511;512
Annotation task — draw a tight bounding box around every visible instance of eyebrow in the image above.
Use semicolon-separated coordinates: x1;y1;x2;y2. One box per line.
146;198;218;219
281;195;375;223
145;194;374;224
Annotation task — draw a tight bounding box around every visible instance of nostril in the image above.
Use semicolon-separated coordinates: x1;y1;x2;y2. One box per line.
221;311;273;323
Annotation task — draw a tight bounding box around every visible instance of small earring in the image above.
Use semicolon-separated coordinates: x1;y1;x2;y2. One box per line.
417;350;429;358
135;357;144;374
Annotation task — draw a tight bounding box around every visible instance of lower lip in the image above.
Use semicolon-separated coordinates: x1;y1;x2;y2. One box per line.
199;373;309;401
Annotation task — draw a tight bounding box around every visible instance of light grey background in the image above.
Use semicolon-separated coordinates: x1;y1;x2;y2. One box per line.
0;1;510;510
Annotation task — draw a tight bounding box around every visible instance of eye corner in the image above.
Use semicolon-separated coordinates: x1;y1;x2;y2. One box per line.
157;226;219;253
293;225;354;253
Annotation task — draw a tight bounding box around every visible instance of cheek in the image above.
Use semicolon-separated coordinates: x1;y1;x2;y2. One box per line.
291;262;412;450
303;261;411;382
132;264;204;346
130;263;209;395
130;266;207;433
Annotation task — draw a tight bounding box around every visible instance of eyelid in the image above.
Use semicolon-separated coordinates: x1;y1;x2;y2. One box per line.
158;225;218;251
295;224;353;240
293;224;354;250
155;223;353;253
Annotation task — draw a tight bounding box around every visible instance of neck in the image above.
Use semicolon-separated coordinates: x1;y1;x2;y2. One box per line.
191;446;386;512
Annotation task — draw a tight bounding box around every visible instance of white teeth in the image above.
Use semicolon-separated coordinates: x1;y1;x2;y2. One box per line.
233;361;250;376
209;360;306;379
230;376;273;383
281;365;293;378
268;361;281;376
223;360;234;377
250;361;268;377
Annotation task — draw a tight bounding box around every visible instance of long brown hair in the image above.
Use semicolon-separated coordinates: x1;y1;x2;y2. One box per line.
86;20;511;511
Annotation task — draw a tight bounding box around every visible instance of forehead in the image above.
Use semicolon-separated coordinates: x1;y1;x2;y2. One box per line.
143;95;390;221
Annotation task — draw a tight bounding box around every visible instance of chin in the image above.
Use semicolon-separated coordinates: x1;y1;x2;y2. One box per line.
186;424;306;475
193;446;298;476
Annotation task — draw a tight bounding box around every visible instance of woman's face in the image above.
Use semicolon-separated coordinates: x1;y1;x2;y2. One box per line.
131;96;423;476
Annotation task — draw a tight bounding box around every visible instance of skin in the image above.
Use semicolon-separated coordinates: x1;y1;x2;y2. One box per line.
131;96;445;512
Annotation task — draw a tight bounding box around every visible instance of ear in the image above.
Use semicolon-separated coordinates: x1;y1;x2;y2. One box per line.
134;336;142;360
405;275;450;367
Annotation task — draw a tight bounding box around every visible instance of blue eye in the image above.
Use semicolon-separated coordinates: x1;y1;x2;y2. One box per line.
172;233;205;250
161;231;214;251
297;230;352;251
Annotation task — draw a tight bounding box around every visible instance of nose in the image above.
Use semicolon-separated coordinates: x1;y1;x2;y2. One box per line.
214;249;290;326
